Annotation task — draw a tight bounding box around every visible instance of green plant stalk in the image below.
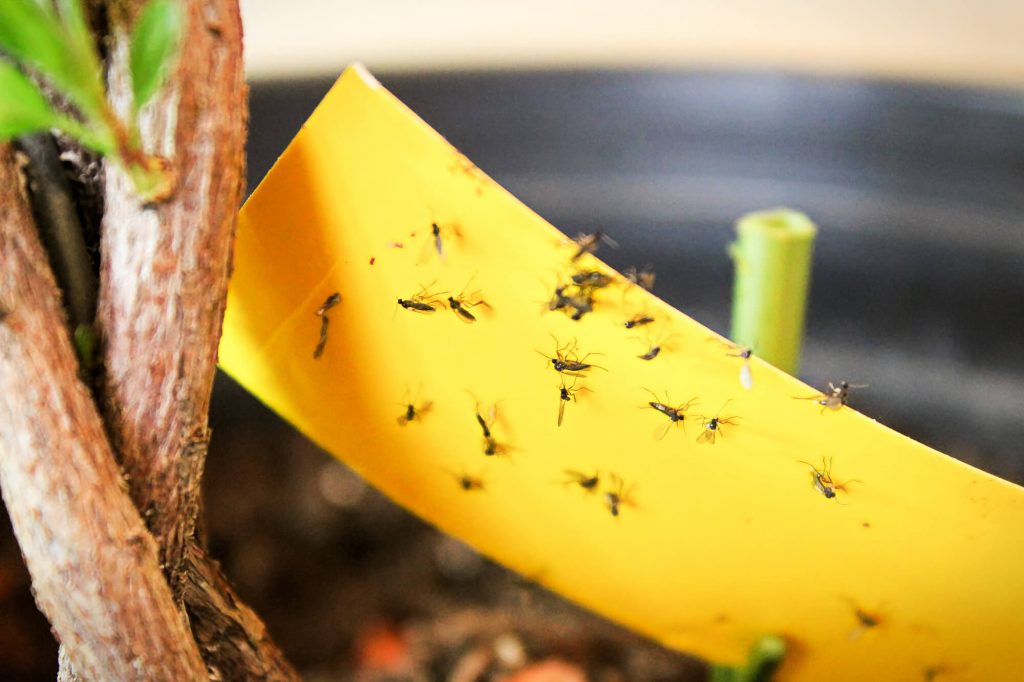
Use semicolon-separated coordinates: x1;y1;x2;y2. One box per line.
729;208;817;374
709;635;787;682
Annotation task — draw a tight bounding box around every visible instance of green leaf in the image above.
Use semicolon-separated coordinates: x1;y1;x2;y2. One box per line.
0;0;106;122
0;0;69;82
51;0;107;120
0;61;60;140
130;0;183;110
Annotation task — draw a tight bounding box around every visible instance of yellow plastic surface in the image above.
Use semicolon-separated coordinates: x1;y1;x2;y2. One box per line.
220;65;1024;681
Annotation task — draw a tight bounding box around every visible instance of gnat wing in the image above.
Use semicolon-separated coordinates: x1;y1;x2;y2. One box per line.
740;363;753;390
696;428;716;445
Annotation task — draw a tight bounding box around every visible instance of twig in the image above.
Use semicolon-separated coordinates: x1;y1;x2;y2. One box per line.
0;143;208;680
96;0;299;677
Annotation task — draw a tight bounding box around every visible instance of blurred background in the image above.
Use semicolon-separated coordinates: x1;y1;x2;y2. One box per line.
3;2;1024;679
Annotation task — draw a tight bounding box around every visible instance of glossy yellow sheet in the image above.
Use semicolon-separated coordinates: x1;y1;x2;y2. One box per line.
220;65;1024;681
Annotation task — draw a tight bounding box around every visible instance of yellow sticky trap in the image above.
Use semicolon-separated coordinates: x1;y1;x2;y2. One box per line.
221;65;1024;681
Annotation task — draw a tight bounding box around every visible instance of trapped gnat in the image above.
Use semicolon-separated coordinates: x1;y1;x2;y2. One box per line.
569;231;617;261
447;277;491;323
709;338;754;389
397;386;433;426
623;314;656;330
696;400;740;445
644;389;699;440
795;380;867;412
603;473;636;517
624;265;656;292
634;327;678;362
547;283;594;321
557;375;587;427
799;457;860;500
562;469;600;491
396;281;446;314
312;292;341;359
420;220;462;264
537;336;604;377
446;469;485;492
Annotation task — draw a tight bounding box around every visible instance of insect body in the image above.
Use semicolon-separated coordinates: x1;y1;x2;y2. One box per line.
316;292;341;317
624;265;656;291
603;473;635;517
397;400;433;426
710;338;754;389
796;380;867;412
448;296;479;322
449;472;484;491
557;375;587;426
547;283;594;320
469;399;506;456
537;336;603;377
420;221;462;263
396;281;446;315
639;345;662;361
729;346;754;389
696;400;739;444
624;314;656;329
571;269;613;290
447;278;491;323
562;470;600;491
799;457;859;499
312;292;341;359
475;410;492;439
397;386;433;426
644;390;698;440
634;328;677;361
570;231;617;261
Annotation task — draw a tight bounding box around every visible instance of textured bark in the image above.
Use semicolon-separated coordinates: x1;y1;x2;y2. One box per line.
0;144;208;680
97;0;245;590
94;0;299;678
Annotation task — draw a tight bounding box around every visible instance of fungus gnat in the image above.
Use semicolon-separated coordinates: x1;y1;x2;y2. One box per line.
562;469;600;491
397;387;433;426
474;405;494;439
729;347;754;390
570;231;617;261
571;269;613;290
447;278;491;323
624;265;656;291
547;283;594;321
557;375;587;427
644;389;698;440
799;457;860;499
537;336;603;377
624;314;656;330
842;598;884;640
634;328;677;361
603;473;635;517
709;338;754;389
419;221;462;264
396;281;446;315
316;292;342;317
312;292;341;359
446;469;485;491
795;380;867;412
696;400;739;445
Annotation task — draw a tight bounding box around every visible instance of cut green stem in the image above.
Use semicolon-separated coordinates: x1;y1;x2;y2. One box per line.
709;634;787;682
729;208;817;375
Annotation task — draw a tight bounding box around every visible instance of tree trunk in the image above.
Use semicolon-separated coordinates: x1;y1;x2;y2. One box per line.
0;1;300;679
0;145;208;680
